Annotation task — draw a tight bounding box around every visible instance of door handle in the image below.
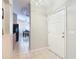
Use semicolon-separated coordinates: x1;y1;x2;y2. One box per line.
62;32;64;38
62;36;64;38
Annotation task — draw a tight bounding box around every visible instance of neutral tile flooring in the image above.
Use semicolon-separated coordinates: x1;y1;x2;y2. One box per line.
13;34;29;59
13;34;61;59
13;48;61;59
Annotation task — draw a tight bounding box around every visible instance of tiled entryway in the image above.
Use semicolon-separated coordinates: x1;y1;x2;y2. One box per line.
13;44;61;59
13;34;61;59
13;48;61;59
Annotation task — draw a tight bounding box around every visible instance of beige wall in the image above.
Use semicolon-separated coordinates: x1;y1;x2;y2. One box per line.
2;1;5;35
3;0;13;35
66;1;76;59
2;0;13;59
3;2;10;34
10;3;13;34
30;5;48;50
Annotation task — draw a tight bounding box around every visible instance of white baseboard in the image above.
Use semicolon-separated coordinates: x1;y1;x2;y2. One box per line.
48;48;63;59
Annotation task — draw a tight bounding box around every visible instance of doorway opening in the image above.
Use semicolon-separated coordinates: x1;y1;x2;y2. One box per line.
13;0;30;54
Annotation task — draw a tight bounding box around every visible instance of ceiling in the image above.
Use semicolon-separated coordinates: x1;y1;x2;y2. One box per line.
13;0;75;16
13;0;30;16
31;0;67;10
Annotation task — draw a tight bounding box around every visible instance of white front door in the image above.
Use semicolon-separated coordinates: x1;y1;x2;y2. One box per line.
48;8;66;59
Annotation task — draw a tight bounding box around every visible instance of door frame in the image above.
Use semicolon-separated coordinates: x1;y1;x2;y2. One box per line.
29;0;31;50
64;7;67;59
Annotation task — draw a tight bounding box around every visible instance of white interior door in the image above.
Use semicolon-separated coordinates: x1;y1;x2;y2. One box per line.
48;9;66;59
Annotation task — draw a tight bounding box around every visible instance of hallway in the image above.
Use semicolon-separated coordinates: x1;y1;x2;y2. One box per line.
2;0;76;59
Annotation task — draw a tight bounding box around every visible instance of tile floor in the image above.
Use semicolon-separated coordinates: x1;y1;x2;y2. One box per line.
13;34;61;59
13;48;61;59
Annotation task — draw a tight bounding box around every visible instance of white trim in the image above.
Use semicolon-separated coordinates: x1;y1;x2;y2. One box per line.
47;7;66;16
64;7;67;59
48;48;63;59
